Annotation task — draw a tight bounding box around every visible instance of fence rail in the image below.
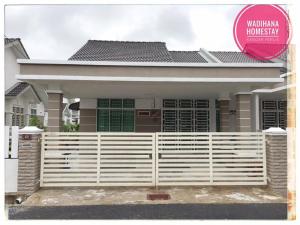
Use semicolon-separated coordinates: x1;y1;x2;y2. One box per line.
40;132;266;187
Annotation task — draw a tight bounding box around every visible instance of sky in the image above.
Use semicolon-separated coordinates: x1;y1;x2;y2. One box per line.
5;4;250;60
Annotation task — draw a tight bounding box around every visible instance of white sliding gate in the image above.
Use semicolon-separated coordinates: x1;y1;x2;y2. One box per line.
40;132;266;187
41;133;155;187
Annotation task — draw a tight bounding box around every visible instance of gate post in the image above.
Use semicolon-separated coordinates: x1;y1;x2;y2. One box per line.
155;133;159;187
17;126;43;196
264;127;287;197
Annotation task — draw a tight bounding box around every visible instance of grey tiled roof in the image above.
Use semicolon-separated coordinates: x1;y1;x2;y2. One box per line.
169;51;207;63
209;51;271;63
5;82;30;97
69;40;173;62
69;40;286;64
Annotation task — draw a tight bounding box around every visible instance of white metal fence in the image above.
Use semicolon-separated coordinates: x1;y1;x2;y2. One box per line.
157;132;266;186
5;126;19;193
40;132;266;187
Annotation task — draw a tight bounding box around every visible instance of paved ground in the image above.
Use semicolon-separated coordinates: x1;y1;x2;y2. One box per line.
22;186;286;206
8;187;287;219
9;203;287;219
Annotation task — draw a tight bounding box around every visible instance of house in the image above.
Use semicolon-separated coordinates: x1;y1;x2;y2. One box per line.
13;40;291;197
5;38;47;127
15;40;287;132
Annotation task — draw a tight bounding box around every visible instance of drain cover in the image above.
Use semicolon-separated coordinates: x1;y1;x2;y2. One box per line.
147;193;171;200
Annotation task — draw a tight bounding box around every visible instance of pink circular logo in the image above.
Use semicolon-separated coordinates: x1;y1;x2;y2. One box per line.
233;4;291;60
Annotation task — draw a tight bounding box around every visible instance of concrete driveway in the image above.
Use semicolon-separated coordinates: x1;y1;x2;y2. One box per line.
8;186;287;219
22;186;285;206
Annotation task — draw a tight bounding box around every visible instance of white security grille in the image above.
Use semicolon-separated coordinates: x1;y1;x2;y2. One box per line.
162;99;210;132
262;100;287;129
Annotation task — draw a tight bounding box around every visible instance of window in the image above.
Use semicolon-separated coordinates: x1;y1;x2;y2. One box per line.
31;108;37;115
12;106;24;127
261;100;287;130
97;99;135;132
162;99;210;132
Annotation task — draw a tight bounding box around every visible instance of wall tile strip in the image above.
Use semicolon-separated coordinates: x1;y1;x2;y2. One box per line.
47;93;63;132
219;100;230;132
17;133;41;195
266;133;287;198
236;94;252;132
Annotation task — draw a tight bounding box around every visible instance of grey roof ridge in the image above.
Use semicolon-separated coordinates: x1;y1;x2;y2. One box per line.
169;50;199;52
198;48;222;63
5;38;30;59
5;82;41;101
5;82;31;98
88;39;166;44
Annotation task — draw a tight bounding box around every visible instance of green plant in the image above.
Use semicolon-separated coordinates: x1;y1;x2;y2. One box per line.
29;115;44;129
63;123;80;132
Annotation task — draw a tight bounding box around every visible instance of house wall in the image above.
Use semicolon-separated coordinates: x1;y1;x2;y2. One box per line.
80;97;218;132
5;45;46;127
5;47;20;91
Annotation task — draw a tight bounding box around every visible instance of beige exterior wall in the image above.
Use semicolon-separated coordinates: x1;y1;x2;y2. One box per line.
135;109;161;132
236;94;252;132
79;109;96;132
47;93;63;132
20;64;281;79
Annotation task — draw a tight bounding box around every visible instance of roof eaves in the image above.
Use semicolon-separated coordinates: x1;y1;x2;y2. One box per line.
5;38;30;59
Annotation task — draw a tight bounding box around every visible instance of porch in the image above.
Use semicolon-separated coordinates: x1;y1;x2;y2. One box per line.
15;59;286;133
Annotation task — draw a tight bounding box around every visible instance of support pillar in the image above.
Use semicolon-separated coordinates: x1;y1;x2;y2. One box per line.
264;128;287;198
219;99;230;132
17;126;43;196
236;93;252;132
47;92;63;132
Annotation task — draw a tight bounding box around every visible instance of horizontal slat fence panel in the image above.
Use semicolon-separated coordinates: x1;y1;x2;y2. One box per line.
156;133;211;185
41;132;98;187
41;132;266;187
156;132;266;186
99;133;155;186
41;132;155;187
211;133;266;185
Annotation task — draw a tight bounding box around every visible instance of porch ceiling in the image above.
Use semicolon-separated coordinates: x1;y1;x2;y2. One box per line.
27;80;280;99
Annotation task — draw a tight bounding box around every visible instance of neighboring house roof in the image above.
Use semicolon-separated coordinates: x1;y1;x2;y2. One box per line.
5;82;29;96
69;40;173;62
209;51;271;63
169;51;207;63
5;37;30;59
5;82;41;101
5;38;19;45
